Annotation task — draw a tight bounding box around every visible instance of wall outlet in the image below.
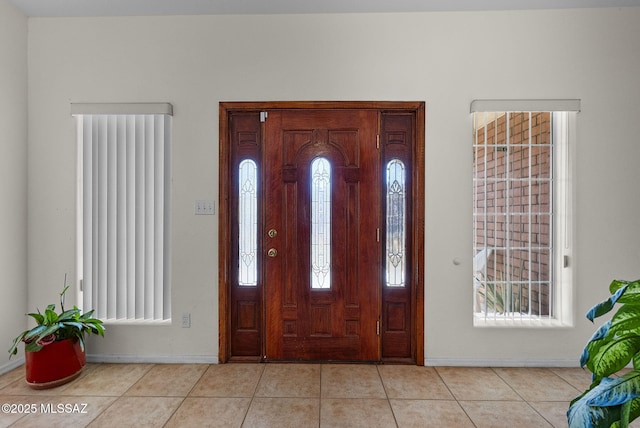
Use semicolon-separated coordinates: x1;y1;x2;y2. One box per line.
182;313;191;328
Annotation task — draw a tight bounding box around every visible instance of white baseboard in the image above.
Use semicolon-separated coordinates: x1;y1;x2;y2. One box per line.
86;354;218;364
424;357;579;367
0;357;25;375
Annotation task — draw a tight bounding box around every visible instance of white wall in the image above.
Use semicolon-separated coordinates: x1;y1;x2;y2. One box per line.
26;8;640;365
0;0;28;373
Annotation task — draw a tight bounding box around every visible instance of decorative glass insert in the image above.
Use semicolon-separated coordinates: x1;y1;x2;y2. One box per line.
386;159;406;287
311;157;331;289
238;159;258;286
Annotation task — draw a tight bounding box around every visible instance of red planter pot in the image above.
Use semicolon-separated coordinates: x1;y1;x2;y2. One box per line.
25;338;86;389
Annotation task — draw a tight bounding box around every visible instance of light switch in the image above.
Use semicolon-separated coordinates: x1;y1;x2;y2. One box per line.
194;200;215;215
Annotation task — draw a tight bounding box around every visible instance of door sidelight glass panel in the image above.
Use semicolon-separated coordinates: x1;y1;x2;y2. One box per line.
311;157;331;289
386;159;406;287
238;159;258;286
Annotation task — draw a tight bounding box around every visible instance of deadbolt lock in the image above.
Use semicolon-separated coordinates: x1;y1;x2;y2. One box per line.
268;229;278;238
267;248;278;257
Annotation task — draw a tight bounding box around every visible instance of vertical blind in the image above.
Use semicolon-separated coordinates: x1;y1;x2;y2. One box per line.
73;103;172;322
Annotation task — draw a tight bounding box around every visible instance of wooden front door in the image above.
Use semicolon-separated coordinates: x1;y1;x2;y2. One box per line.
219;101;425;364
264;110;379;361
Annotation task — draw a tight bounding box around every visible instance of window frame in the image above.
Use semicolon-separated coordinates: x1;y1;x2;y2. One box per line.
470;100;578;327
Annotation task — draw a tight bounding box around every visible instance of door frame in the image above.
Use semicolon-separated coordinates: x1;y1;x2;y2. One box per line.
218;101;425;364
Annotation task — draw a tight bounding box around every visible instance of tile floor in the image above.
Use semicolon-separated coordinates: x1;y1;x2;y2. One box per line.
0;362;600;427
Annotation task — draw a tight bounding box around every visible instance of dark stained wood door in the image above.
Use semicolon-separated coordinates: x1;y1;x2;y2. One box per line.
264;110;380;361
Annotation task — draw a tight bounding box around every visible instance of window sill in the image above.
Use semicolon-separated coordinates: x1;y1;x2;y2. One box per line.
101;318;172;326
473;313;572;328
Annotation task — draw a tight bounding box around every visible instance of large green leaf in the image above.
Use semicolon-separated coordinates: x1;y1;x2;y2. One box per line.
35;323;61;339
23;325;47;340
61;321;84;332
634;353;640;370
611;280;632;294
589;372;640;407
88;321;105;336
44;307;58;325
57;309;81;322
7;330;30;355
589;336;640;380
79;309;95;320
616;280;640;305
27;312;44;325
611;397;640;428
582;321;612;368
24;340;43;353
568;372;640;428
569;378;624;427
611;306;640;337
587;285;629;322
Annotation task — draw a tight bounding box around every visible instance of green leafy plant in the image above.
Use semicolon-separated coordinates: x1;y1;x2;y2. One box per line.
8;283;105;357
568;279;640;428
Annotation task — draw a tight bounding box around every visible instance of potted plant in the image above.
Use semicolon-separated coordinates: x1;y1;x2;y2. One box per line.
8;281;105;389
568;278;640;427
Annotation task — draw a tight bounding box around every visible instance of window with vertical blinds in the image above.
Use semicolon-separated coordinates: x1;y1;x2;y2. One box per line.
73;103;172;322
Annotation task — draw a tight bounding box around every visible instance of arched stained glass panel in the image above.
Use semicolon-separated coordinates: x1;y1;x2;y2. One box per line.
311;157;331;289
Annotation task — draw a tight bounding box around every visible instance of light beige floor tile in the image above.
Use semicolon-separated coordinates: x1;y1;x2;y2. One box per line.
321;398;396;428
321;364;386;398
243;397;319;428
125;363;207;396
494;367;581;401
165;397;251;428
378;365;453;400
0;367;25;390
9;396;116;428
435;367;519;401
0;395;54;428
87;396;182;428
64;363;153;396
0;379;59;397
390;399;475;428
1;363;602;427
460;400;553;428
550;367;592;392
190;363;264;397
529;401;572;428
255;364;320;398
0;364;98;396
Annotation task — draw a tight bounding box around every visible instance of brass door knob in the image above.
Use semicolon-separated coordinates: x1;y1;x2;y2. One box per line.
267;248;278;257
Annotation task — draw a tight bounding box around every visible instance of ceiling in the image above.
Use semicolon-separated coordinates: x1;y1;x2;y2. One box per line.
10;0;640;17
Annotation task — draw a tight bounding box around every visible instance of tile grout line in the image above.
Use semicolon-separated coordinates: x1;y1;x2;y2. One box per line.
99;362;157;427
239;363;266;428
93;362;155;427
490;367;557;428
432;366;478;428
376;364;400;428
161;363;211;428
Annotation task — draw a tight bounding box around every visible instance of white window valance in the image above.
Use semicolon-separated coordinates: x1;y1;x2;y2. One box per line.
470;99;580;113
